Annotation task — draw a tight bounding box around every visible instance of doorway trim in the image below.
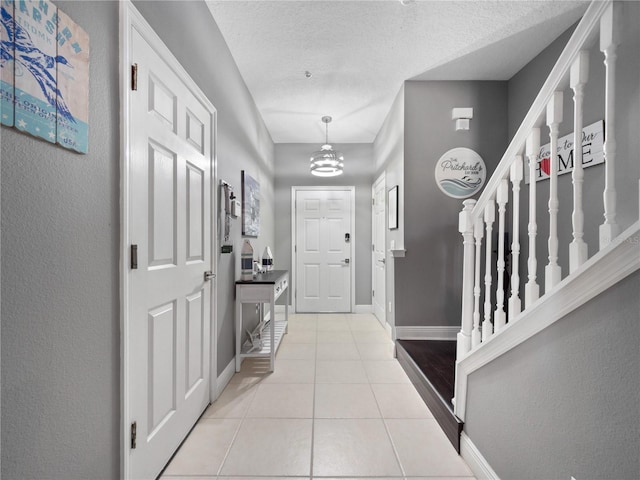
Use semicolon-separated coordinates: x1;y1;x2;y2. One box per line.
291;186;356;313
119;2;218;478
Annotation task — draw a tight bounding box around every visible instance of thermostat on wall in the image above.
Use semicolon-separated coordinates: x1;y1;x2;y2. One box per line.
230;199;241;218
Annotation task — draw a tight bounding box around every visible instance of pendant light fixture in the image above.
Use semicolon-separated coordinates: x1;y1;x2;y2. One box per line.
310;116;344;177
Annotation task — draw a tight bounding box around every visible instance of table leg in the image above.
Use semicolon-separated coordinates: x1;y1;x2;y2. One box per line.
285;284;289;334
235;298;241;372
269;297;275;372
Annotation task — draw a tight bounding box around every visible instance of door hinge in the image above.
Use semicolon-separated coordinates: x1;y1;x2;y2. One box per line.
372;244;375;251
372;198;375;206
372;290;375;297
130;244;138;270
131;63;138;91
130;421;137;449
294;245;297;253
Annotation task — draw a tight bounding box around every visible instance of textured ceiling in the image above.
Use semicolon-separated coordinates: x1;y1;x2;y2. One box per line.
206;1;589;144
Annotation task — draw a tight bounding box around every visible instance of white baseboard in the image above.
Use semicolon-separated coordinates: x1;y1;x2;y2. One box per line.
354;304;373;313
460;432;500;480
275;305;373;315
395;325;458;340
215;358;236;399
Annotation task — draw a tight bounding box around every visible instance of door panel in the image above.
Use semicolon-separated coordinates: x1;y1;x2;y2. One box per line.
295;189;352;312
128;24;213;480
372;177;386;324
185;290;204;395
148;301;177;435
327;218;343;251
149;142;177;268
186;109;205;153
303;264;321;300
327;265;347;299
149;74;177;128
186;162;204;262
304;218;321;251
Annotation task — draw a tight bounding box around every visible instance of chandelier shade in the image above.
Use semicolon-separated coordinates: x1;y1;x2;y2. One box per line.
310;116;344;177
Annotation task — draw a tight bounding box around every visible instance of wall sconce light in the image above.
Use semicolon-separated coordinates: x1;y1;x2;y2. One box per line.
452;107;473;131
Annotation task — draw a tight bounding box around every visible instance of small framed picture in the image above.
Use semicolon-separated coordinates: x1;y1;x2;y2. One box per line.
388;186;398;230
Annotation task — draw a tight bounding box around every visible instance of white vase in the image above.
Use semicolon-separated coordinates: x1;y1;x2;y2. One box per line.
262;246;274;271
241;240;253;281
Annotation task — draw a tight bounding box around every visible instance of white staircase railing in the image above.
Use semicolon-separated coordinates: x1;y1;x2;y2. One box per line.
454;0;639;420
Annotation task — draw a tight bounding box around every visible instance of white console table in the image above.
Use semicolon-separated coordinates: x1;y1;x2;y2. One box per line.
235;270;289;372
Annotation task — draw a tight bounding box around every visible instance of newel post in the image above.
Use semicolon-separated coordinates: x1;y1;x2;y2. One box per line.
457;199;476;360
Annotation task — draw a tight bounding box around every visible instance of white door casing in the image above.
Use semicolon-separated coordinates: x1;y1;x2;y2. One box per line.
120;3;217;479
292;187;354;313
372;174;386;325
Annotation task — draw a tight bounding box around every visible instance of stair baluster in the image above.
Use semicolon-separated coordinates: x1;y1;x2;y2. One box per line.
509;156;523;320
482;199;495;342
545;92;563;292
525;129;541;307
472;216;484;348
599;2;621;248
570;51;590;273
494;180;509;331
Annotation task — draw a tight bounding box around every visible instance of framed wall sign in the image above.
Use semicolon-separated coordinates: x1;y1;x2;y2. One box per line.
388;185;398;230
434;147;486;199
524;120;604;184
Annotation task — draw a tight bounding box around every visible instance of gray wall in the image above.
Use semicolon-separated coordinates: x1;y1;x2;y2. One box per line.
464;270;640;480
1;2;120;478
509;3;639;296
1;1;273;478
397;81;509;327
133;1;276;376
373;86;405;330
274;143;374;307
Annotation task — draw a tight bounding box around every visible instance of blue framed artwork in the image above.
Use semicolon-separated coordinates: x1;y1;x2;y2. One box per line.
1;0;90;153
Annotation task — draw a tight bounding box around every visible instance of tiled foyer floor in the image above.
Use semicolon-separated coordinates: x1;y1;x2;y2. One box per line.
161;313;475;480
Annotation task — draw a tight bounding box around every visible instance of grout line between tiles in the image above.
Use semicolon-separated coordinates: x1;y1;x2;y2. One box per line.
214;369;258;477
367;357;409;478
309;313;318;480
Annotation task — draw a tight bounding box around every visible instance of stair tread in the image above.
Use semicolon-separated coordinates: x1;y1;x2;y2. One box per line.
397;339;456;404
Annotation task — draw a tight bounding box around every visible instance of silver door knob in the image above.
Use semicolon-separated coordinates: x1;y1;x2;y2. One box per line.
380;258;386;264
204;271;215;281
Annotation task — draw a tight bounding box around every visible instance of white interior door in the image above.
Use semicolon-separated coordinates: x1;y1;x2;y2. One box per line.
295;188;352;312
125;13;215;479
372;175;386;324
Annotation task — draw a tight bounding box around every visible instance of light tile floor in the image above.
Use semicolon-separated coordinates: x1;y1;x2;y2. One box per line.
161;313;475;480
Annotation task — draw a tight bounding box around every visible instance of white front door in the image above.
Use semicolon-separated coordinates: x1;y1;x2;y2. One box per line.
372;175;386;324
124;8;216;479
295;188;353;312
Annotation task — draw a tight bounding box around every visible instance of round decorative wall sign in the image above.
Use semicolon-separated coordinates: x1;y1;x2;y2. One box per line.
434;147;486;199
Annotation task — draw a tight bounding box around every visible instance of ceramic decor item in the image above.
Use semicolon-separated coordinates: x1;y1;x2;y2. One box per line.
262;246;274;271
241;240;254;281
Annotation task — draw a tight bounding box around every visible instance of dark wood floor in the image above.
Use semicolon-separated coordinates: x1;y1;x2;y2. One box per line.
396;339;462;452
397;339;457;406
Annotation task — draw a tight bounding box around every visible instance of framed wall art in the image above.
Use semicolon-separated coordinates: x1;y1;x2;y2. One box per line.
1;0;90;153
241;171;260;237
